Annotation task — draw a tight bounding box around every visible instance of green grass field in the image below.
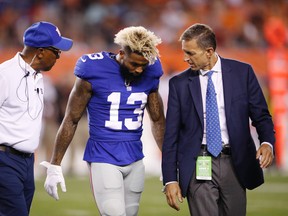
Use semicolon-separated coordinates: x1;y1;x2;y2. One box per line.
30;173;288;216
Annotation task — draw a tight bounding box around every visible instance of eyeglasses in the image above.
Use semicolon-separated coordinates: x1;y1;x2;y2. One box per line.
44;47;61;58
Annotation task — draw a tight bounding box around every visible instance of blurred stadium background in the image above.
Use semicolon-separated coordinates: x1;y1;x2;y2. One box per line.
0;0;288;215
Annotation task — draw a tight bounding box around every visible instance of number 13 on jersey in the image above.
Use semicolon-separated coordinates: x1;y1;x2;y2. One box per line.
105;92;147;130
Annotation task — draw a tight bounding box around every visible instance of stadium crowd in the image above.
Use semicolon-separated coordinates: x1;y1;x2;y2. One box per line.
0;0;287;50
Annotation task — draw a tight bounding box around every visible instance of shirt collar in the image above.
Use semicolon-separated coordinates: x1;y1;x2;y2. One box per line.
17;52;37;76
200;53;221;76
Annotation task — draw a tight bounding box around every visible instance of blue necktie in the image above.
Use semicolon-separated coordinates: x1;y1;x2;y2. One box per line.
206;71;222;157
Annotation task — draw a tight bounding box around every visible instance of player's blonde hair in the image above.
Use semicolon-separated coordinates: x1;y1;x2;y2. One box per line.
114;26;162;65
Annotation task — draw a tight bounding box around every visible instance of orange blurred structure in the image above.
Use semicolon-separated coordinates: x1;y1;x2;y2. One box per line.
264;17;288;170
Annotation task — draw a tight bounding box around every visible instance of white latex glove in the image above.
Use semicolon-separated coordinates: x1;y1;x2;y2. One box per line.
40;161;66;200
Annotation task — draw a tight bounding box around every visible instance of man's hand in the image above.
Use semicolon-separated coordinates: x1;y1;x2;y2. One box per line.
164;182;183;211
256;144;274;168
40;161;66;200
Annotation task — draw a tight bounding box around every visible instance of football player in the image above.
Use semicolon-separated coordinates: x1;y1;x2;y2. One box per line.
41;26;165;216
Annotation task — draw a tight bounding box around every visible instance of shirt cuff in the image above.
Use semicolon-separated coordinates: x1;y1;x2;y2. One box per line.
165;181;178;186
162;181;178;193
261;142;273;152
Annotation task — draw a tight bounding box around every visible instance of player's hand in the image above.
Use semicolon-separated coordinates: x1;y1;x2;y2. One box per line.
256;144;274;169
164;182;183;211
40;161;66;200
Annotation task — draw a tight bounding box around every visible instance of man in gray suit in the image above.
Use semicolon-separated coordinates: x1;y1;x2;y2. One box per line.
161;23;275;216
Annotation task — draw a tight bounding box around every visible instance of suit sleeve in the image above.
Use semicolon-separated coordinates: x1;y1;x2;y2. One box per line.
248;65;275;146
162;77;181;184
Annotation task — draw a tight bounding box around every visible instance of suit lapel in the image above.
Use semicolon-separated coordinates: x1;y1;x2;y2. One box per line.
186;59;233;130
221;59;233;122
188;71;204;129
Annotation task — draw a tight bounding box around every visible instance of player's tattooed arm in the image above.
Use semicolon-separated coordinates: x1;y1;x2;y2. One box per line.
51;78;92;165
146;90;165;151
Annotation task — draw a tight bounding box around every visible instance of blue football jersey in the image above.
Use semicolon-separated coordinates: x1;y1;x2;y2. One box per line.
74;51;163;165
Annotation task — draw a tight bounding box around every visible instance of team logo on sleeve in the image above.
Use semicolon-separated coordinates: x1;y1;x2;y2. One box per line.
81;56;87;62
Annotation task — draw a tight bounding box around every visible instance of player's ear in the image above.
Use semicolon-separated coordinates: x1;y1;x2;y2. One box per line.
119;49;125;56
118;49;126;62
